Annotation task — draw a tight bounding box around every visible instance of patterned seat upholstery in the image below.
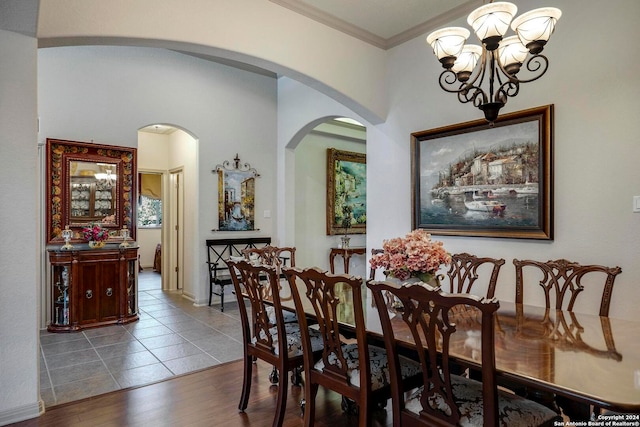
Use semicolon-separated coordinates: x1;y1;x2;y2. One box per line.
367;280;563;427
257;322;324;357
283;266;423;426
226;259;319;427
405;375;560;427
313;343;421;391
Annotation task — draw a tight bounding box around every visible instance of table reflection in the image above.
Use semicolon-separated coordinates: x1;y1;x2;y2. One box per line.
281;276;640;412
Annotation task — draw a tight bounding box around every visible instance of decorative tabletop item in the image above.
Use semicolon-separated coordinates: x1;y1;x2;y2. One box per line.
119;227;130;248
83;222;109;248
61;226;74;250
369;229;451;284
340;204;353;249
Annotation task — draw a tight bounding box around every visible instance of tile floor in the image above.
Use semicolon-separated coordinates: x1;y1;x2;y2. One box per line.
39;271;243;407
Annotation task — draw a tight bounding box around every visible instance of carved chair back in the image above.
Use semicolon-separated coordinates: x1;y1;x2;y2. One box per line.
513;258;622;317
369;281;500;426
445;252;505;298
284;267;394;425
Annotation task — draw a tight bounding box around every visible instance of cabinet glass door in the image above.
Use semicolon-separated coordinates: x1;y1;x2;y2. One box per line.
51;265;70;326
127;258;137;316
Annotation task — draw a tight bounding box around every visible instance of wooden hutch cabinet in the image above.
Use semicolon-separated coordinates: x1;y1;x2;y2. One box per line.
47;245;139;332
44;138;138;332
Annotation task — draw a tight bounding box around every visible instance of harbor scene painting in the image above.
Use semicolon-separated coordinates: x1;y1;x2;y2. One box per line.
411;106;553;240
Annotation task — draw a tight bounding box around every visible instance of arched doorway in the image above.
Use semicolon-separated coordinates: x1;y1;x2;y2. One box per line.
138;124;197;292
289;117;367;275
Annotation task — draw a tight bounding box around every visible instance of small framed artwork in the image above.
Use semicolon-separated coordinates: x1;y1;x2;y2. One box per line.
411;105;553;240
215;154;259;231
326;148;367;235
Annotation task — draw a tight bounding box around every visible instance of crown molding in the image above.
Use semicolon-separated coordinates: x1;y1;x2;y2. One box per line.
270;0;387;49
269;0;482;50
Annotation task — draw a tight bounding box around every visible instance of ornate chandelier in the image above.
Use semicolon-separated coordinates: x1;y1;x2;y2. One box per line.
426;2;561;123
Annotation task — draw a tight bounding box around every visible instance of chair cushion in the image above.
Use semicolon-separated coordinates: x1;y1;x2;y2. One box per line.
314;343;421;391
404;374;559;427
265;305;298;325
255;322;323;358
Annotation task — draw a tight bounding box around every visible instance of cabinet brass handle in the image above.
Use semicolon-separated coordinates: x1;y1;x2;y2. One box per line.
106;287;113;297
85;289;93;299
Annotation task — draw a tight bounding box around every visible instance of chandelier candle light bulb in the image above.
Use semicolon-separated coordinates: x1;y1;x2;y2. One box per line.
426;2;561;123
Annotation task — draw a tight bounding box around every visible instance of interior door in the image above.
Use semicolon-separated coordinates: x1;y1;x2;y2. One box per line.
168;170;184;291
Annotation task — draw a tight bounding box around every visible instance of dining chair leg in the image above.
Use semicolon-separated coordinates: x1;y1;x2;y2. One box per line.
303;383;319;427
269;365;279;384
341;396;358;415
291;366;303;386
273;365;289;427
239;355;253;411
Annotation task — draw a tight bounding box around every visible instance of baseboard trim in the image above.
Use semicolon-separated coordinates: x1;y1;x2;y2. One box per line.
0;400;43;426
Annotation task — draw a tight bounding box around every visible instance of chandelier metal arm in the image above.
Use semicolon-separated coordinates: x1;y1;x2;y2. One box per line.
508;53;550;84
436;49;550;123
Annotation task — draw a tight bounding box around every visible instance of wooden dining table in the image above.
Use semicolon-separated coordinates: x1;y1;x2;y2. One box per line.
279;277;640;418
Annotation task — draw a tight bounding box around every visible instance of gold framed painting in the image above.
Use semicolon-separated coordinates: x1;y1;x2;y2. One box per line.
326;148;366;235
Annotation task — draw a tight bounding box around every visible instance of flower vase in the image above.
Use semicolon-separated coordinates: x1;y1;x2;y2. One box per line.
340;236;351;249
414;273;441;289
388;273;440;288
88;241;106;249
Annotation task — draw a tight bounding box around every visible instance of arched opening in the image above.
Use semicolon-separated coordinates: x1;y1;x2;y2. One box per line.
288;117;367;276
137;124;198;293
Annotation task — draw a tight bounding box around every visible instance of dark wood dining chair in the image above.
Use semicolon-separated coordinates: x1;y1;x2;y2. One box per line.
283;267;422;427
444;252;505;298
273;246;296;269
513;258;622;419
244;245;298;322
242;245;278;266
368;280;563;427
513;258;622;317
243;245;296;275
225;259;322;427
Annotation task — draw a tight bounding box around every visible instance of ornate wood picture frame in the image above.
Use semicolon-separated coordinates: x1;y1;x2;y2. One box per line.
326;148;367;235
411;105;553;240
46;138;137;244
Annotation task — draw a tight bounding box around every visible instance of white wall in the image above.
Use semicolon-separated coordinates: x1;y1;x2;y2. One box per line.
37;0;388;124
279;0;640;320
294;126;366;276
38;46;278;306
137;229;161;269
0;30;40;424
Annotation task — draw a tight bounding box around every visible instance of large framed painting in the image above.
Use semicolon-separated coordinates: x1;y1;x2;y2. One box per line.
215;154;259;231
411;105;553;240
326;148;366;235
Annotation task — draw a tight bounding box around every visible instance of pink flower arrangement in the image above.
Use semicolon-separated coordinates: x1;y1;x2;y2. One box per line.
370;229;451;281
82;223;109;242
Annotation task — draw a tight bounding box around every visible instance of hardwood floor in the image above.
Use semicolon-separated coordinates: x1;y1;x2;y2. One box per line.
11;359;393;426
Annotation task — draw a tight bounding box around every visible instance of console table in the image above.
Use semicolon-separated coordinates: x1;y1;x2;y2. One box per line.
47;244;139;332
329;247;366;274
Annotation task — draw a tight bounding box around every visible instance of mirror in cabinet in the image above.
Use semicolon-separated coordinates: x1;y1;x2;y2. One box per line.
70;161;117;222
46;138;137;244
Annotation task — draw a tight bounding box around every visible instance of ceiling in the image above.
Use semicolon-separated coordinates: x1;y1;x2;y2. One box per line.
269;0;483;49
139;124;178;135
0;0;483;49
